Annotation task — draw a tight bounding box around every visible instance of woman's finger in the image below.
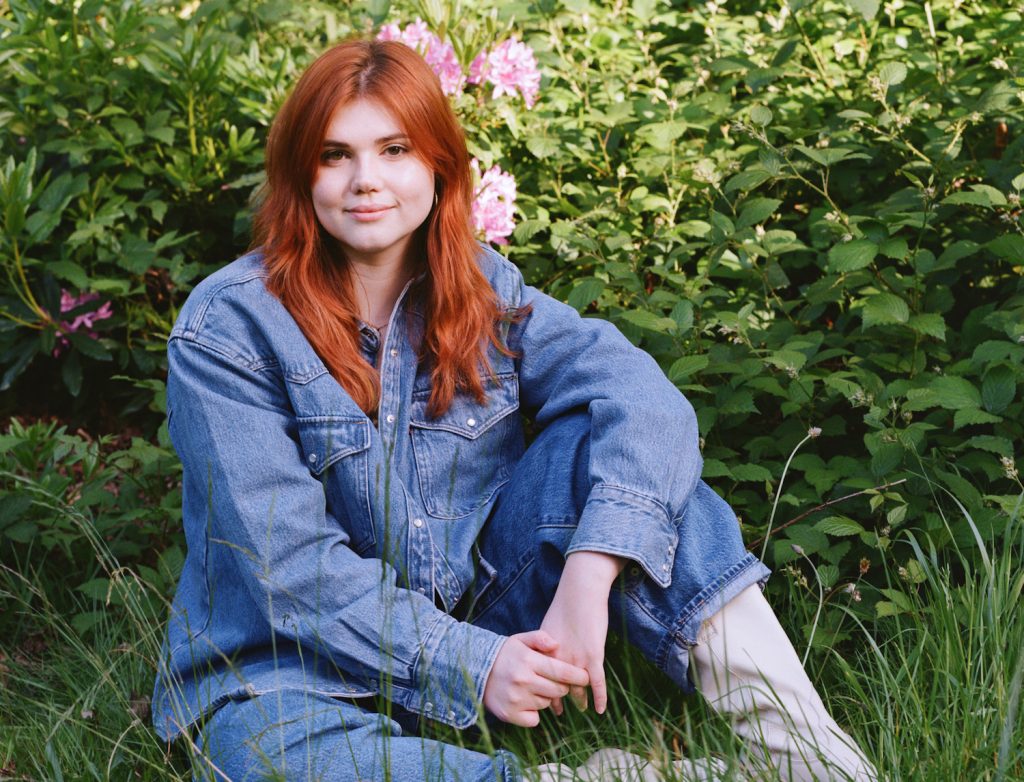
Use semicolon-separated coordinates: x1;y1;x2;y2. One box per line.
535;654;589;687
530;676;570;700
590;661;608;714
569;683;588;711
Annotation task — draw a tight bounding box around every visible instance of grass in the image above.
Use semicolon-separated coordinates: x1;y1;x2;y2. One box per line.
1;476;1022;781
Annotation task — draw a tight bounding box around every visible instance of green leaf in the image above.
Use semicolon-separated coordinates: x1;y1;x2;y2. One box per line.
567;278;605;312
526;136;561;159
724;169;772;193
702;459;732;479
982;366;1015;414
932;376;982;410
61;351;83;397
47;260;90;288
750;105;773;126
846;0;880;20
878;237;908;260
619;309;676;333
907;313;946;340
937;240;980;268
669;354;709;381
829;240;878;272
942;185;1006;209
879;61;907;85
76;578;111;601
795;146;852;167
862;293;909;328
987;234;1024;261
736;198;782;229
68;333;112;361
669;300;694;331
731;463;773;482
720;388;758;415
815;515;865;536
953;408;1002;430
876;600;904;618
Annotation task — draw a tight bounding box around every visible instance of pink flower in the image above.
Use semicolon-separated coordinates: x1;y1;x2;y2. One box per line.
52;289;113;357
376;20;466;96
470;38;541;108
471;159;517;245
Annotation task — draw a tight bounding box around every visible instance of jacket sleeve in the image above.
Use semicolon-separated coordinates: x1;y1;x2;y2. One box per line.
509;272;703;587
166;333;505;729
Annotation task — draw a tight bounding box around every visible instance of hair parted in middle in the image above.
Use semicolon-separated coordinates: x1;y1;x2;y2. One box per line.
253;38;515;418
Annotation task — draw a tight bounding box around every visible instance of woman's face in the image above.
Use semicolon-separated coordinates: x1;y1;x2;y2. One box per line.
311;98;435;269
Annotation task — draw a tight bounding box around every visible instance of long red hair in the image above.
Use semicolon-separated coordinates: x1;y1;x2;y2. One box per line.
253;39;509;417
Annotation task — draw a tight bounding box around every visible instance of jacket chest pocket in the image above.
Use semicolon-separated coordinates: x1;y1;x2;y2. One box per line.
296;416;375;554
409;372;522;520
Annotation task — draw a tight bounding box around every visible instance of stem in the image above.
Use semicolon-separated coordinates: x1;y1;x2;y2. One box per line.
749;478;909;551
760;432;814;562
796;548;825;668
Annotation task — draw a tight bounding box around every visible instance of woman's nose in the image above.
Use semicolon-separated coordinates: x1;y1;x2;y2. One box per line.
350;155;381;193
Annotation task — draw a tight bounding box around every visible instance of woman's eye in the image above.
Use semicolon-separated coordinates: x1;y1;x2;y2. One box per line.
321;149;348;162
384;145;407;156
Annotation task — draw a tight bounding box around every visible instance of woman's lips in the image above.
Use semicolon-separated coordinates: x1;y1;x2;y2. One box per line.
347;205;393;222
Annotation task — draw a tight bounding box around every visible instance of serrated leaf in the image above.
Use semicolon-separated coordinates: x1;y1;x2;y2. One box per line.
937;240;980;268
962;435;1013;456
933;376;981;410
878;237;908;260
846;0;880;20
982;366;1015;414
908;313;946;340
720;388;758;414
829;240;878;272
702;459;732;478
619;309;676;332
567;278;605;312
876;600;903;618
77;578;110;601
724;169;771;193
987;234;1024;261
815;516;865;536
795;146;852;167
731;463;773;482
669;354;709;381
862;293;909;328
953;407;1001;429
879;61;907;85
737;198;782;229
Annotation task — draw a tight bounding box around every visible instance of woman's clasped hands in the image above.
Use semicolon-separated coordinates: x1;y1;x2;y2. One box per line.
483;551;626;726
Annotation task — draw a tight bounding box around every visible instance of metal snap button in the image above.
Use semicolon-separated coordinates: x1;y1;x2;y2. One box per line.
467;418;476;427
413;518;424;528
386;414;395;424
308;453;317;463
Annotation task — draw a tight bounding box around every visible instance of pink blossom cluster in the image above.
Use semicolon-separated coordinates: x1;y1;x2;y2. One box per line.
377;20;466;96
53;289;113;357
471;159;517;245
469;38;541;109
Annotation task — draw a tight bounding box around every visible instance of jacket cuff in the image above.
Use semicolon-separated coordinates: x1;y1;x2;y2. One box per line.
567;484;679;588
406;613;506;729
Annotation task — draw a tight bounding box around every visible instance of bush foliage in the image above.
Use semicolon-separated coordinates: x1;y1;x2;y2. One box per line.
2;0;1023;637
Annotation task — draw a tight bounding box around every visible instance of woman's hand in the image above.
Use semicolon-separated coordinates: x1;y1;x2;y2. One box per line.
539;550;625;715
483;630;590;727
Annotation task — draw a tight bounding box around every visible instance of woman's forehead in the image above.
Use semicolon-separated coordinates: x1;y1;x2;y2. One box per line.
322;98;407;144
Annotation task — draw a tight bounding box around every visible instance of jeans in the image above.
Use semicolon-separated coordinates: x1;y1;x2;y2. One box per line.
192;411;769;781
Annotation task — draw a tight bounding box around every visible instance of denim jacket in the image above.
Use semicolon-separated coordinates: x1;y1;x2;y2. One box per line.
152;244;702;741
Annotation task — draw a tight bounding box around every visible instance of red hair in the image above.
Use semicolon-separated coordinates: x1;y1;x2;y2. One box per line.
253;39;509;417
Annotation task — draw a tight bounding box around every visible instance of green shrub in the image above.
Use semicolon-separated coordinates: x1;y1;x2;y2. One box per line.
1;0;1022;607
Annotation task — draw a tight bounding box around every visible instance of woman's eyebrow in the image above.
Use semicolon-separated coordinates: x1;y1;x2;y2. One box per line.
321;134;410;147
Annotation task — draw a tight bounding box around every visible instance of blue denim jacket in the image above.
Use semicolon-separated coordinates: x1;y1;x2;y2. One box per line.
153;244;702;741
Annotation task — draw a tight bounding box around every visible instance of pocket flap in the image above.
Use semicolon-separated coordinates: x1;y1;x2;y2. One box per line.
410;373;519;439
296;417;370;476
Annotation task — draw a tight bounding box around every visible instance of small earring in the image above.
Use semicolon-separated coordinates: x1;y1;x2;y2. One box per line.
433;191;439;209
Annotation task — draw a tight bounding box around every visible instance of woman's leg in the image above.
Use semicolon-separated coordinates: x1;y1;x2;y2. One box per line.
470;411;875;781
690;584;877;781
192;690;518;782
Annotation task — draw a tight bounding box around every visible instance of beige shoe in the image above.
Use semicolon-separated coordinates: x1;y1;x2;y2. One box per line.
690;585;878;781
529;747;728;781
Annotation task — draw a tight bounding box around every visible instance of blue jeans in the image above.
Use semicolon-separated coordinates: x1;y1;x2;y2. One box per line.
193;412;769;781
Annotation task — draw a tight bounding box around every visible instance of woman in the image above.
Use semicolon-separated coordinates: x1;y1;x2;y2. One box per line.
153;39;877;782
